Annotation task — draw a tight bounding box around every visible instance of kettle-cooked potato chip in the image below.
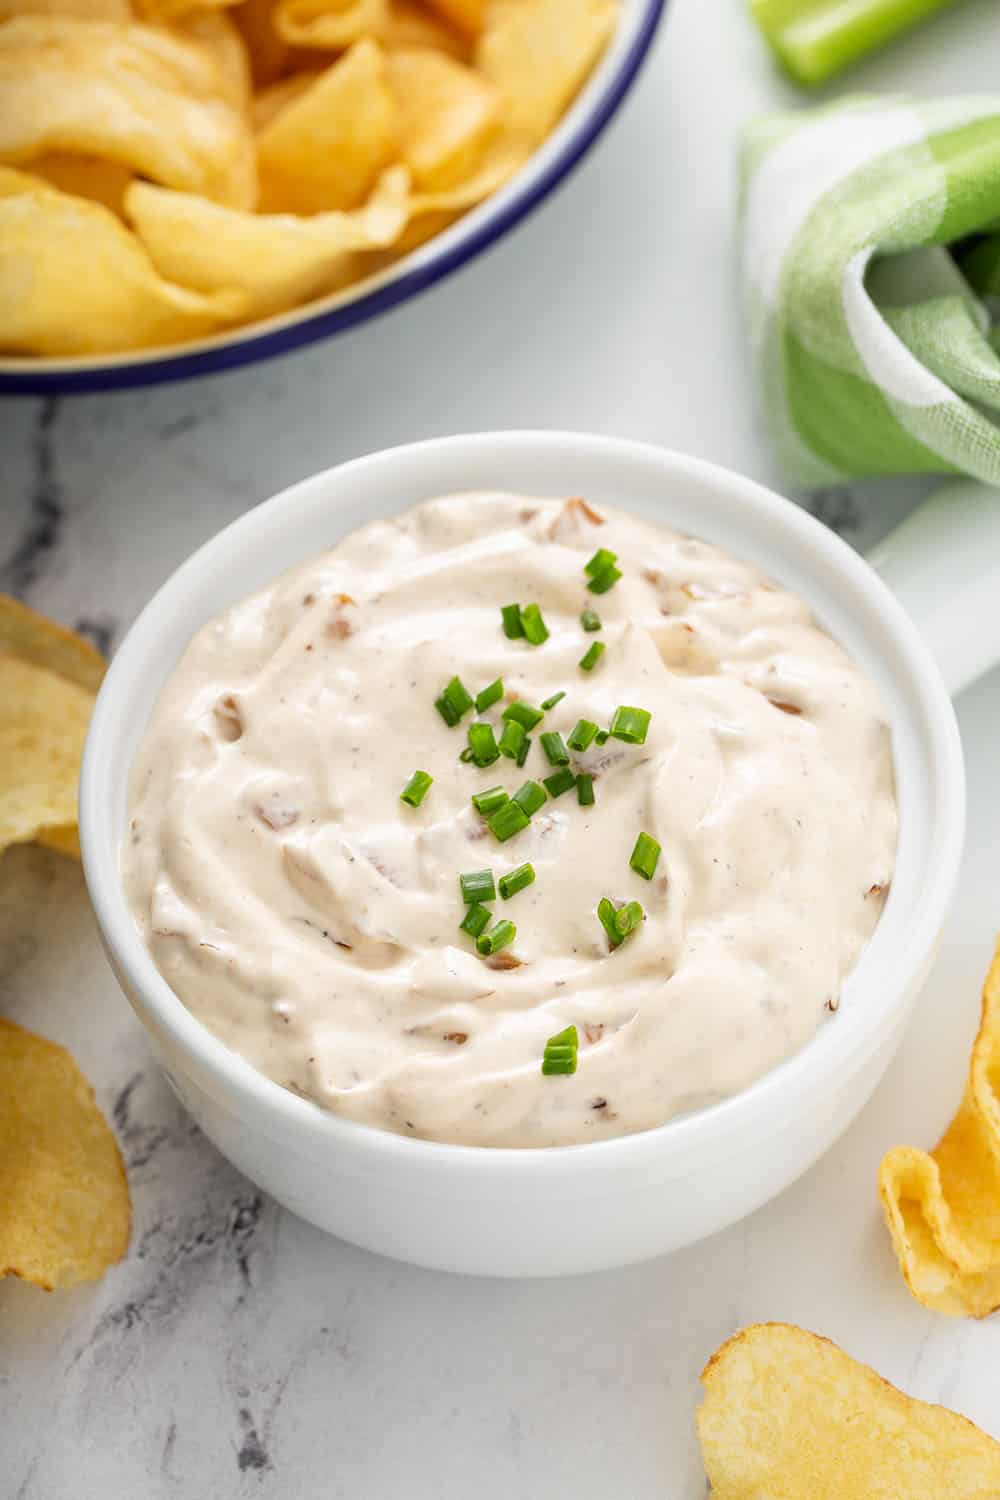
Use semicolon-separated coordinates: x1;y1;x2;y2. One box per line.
251;68;320;131
0;1020;130;1290
22;151;132;213
273;0;384;50
0;594;106;692
0;0;129;17
0;15;257;208
256;38;396;212
233;0;290;83
176;9;251;108
386;46;500;189
698;1323;1000;1498
380;0;467;55
879;938;1000;1318
477;0;617;144
0;167;245;353
422;0;483;37
127;165;408;317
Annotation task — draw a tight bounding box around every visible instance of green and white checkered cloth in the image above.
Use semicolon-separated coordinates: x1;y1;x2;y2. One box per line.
741;96;1000;487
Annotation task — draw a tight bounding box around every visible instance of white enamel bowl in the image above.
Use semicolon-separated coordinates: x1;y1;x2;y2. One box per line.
81;432;1000;1277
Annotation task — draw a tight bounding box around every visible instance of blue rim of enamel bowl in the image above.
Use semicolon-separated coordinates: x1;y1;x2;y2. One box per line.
0;0;667;397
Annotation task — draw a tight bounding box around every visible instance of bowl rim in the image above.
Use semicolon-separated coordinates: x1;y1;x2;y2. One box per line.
0;0;667;398
80;431;965;1180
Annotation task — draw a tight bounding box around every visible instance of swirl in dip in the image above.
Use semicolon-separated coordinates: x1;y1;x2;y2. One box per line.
124;493;897;1147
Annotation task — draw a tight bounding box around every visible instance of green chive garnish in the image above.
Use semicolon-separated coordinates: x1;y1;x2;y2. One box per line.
499;862;535;901
472;785;508;816
542;1024;578;1076
584;548;617;579
459;747;475;763
489;800;530;842
498;717;527;760
576;773;595;806
580;609;602;632
435;676;474;726
588;564;622;595
597;897;622;949
503;700;544;731
579;641;606;673
400;770;432;807
609;706;651;745
543;766;576;799
539;731;569;766
567;718;598;752
516;735;532;768
460;869;496;905
614;900;645;938
629;832;661;881
520;603;549;645
476;919;516;956
541;690;565;711
512;779;546;817
595;728;609;745
467;721;500;766
501;603;524;639
475;678;503;714
460;903;491;938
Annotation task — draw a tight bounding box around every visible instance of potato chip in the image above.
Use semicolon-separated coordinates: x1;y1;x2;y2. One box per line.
251;69;320;132
127;165;408;316
879;939;1000;1318
0;594;105;693
0;0;128;17
0;1020;130;1290
698;1323;1000;1498
176;9;251;109
380;0;467;56
256;39;396;212
0;167;245;353
386;46;499;189
23;151;132;213
233;0;290;84
477;0;617;144
273;0;384;51
137;0;240;25
0;16;257;208
422;0;483;38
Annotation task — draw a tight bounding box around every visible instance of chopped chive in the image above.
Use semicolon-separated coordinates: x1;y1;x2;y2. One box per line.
516;734;532;768
539;731;569;766
597;897;623;949
543;766;576;799
584;547;618;579
460;903;491;939
542;1024;578;1076
498;717;527;760
459;746;475;763
488;800;531;842
400;770;432;807
435;675;474;726
503;700;544;731
475;678;503;714
501;603;524;639
576;772;595;806
588;563;622;595
541;690;565;711
579;641;606;673
476;918;516;956
460;869;496;905
595;728;609;745
520;603;549;645
609;705;651;745
580;608;602;632
567;718;598;753
614;900;645;938
629;832;661;881
512;779;546;817
499;862;535;901
472;785;508;816
467;721;500;767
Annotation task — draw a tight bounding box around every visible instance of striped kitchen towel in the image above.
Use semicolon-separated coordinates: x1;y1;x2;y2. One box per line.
741;96;1000;486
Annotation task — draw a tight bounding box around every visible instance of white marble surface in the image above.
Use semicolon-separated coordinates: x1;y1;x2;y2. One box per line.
3;0;1000;1493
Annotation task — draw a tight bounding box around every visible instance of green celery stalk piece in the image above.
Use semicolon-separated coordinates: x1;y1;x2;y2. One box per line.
751;0;961;86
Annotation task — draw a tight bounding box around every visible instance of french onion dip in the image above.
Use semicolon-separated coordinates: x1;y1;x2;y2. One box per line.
124;493;897;1147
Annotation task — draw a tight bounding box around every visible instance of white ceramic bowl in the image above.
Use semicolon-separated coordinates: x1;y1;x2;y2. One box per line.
81;433;995;1277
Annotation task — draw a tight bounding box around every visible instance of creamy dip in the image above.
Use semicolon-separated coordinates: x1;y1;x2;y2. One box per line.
124;493;897;1147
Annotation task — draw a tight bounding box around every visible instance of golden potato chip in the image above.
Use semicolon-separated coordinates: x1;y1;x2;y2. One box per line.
256;39;396;212
136;0;240;25
698;1322;1000;1498
422;0;483;38
381;0;467;56
0;167;245;353
176;10;251;109
251;69;320;132
0;16;257;208
0;1020;130;1290
0;0;129;17
386;46;499;189
477;0;617;144
233;0;290;84
0;650;92;854
127;165;408;316
24;151;132;214
879;939;1000;1318
273;0;384;51
0;594;106;693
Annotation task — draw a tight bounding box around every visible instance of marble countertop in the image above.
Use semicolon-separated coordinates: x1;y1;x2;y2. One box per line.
3;0;1000;1493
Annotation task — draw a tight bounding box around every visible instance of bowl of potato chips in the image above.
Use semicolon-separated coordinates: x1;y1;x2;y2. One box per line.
0;0;665;392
